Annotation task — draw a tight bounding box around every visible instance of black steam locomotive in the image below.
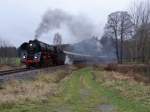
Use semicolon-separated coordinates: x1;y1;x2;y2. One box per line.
19;39;66;68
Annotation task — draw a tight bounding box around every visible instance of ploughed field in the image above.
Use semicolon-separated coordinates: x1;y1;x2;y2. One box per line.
0;65;149;112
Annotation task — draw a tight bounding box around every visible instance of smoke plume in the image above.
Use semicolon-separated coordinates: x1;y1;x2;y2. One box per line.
35;9;116;64
35;9;97;40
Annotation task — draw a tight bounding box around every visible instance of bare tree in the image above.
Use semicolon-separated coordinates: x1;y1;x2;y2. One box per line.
104;11;133;63
130;0;150;62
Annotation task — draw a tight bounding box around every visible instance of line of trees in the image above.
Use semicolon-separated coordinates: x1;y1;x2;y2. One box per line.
102;0;150;64
0;37;18;65
0;38;17;58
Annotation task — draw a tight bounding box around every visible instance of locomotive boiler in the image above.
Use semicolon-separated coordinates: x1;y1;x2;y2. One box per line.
19;39;66;68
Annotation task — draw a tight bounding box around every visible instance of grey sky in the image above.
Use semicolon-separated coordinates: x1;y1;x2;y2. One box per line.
0;0;134;46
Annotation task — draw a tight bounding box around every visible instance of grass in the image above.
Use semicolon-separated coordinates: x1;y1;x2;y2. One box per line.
0;57;20;66
0;70;67;105
0;67;149;112
94;71;150;101
56;68;108;112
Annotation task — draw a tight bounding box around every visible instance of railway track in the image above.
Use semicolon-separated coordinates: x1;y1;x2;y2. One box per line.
0;65;69;76
0;65;72;82
0;68;30;76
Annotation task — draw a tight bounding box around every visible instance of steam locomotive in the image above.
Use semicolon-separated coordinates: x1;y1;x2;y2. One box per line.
19;39;66;68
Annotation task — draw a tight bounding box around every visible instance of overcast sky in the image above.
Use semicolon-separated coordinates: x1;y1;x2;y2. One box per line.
0;0;135;46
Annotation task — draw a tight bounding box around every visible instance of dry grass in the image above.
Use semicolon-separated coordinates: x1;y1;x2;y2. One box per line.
104;64;150;78
0;67;149;111
93;64;150;83
0;70;69;105
0;65;12;71
94;70;150;105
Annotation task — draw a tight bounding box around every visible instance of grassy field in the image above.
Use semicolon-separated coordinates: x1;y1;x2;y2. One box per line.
0;58;20;66
0;67;149;112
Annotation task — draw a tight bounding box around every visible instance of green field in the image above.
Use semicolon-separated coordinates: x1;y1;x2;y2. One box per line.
0;67;149;112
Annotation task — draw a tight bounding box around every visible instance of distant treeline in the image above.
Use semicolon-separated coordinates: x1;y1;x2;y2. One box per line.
0;47;17;58
0;38;18;66
0;37;18;58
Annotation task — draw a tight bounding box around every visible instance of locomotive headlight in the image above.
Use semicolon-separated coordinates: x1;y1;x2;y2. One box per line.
29;43;32;47
34;56;38;59
34;52;41;60
23;55;26;59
